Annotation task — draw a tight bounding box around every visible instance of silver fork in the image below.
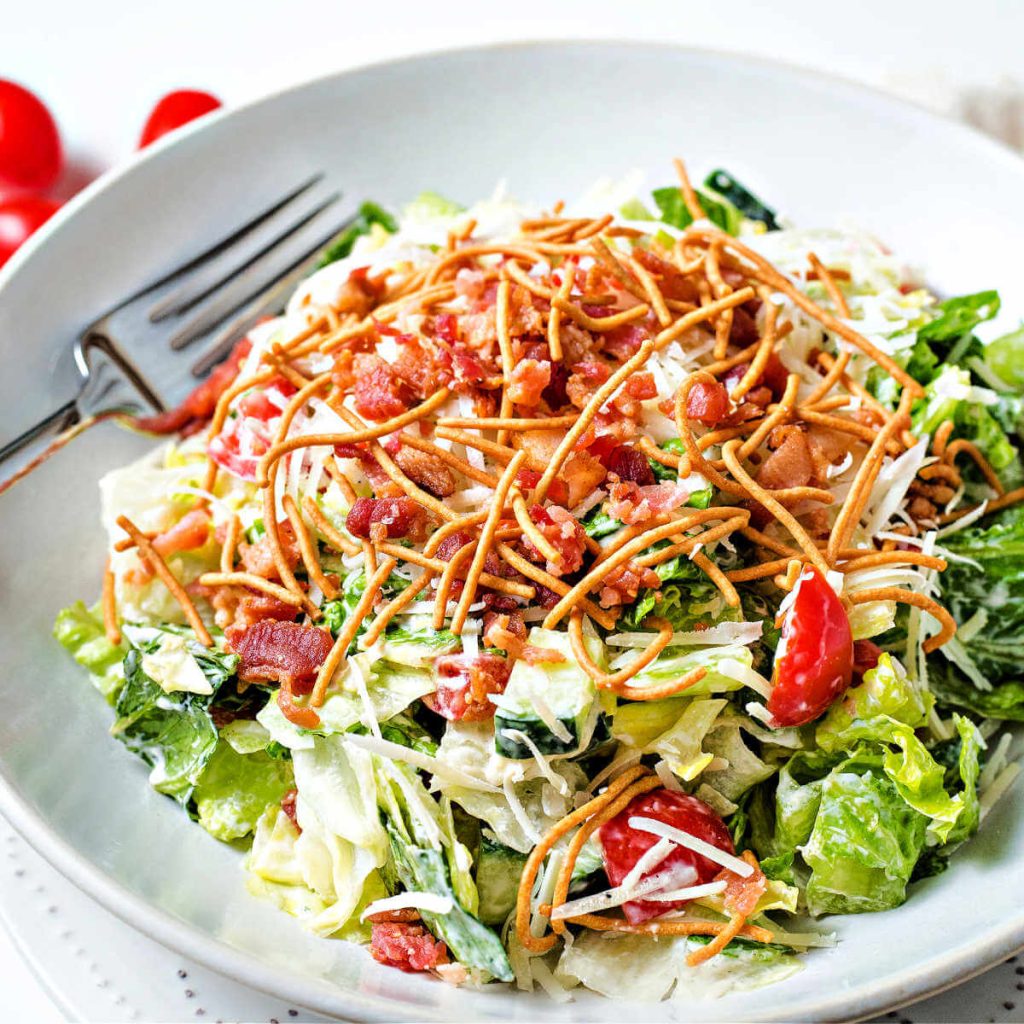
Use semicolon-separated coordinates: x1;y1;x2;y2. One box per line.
0;176;357;483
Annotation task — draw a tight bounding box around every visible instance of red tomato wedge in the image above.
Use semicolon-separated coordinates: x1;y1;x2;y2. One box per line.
0;80;63;191
598;789;735;924
767;566;853;727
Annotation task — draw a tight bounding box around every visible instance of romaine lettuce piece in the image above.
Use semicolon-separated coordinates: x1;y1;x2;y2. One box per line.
803;769;927;915
816;654;930;752
53;601;126;701
193;741;293;842
375;756;512;981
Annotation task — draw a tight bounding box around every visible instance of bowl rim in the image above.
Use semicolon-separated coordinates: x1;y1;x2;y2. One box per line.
3;37;1024;1022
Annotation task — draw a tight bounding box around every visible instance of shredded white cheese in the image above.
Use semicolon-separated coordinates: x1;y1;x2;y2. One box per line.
360;892;454;921
343;733;500;792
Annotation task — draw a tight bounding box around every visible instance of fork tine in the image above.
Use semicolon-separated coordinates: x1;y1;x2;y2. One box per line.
148;188;340;323
111;174;325;313
187;238;336;378
166;202;357;353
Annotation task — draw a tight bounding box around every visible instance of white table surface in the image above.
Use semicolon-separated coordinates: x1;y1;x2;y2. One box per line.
3;2;1024;1019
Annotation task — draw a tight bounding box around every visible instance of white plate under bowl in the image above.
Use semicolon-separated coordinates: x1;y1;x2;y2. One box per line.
1;41;1022;1023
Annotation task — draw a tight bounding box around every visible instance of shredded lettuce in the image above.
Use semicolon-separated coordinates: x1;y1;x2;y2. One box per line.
317;201;397;268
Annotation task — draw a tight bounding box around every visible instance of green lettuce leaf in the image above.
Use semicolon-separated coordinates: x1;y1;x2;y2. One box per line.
702;169;780;230
652;185;742;236
802;768;927;915
112;646;221;805
194;741;293;842
53;601;126;701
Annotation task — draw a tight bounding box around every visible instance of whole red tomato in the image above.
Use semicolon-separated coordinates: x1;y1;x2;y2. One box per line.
0;196;60;268
0;80;63;192
139;90;222;148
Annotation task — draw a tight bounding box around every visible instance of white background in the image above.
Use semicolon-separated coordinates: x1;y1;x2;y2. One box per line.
3;1;1024;1019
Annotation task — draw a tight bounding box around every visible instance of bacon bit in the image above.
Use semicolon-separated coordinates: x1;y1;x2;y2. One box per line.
227;620;334;695
606;445;656;486
483;609;527;656
280;788;300;831
686;378;731;426
353;353;413;421
152;508;211;559
633;248;700;303
335;265;384;318
454;267;487;301
757;427;814;491
607;481;690;525
422;653;512;721
729;304;759;344
718;852;767;917
238;524;301;581
602;322;650;361
508;359;552;407
391;442;456;498
391;335;450;399
562;450;608;507
370;921;449;973
346;496;428;540
522;505;587;576
134;338;252;434
207;585;300;632
623;372;658;401
516;468;569;506
567;358;612;409
598;560;661;608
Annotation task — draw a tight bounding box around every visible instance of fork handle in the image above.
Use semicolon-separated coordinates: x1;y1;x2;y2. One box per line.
0;399;82;493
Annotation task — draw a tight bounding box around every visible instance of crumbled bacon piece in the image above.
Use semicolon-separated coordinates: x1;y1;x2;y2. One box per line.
346;496;427;540
522;505;587;576
238;524;301;581
152;508;211;558
227;620;334;694
729;304;760;344
601;323;650;361
606;445;655;486
567;358;612;409
433;530;474;562
757;426;814;491
563;451;608;508
353;353;413;421
393;335;451;398
208;585;299;632
454;268;487;301
391;442;456;498
423;653;512;721
280;788;300;831
516;467;569;506
598;560;661;608
632;249;700;303
718;852;767;917
483;610;527;655
607;481;690;525
335;266;384;318
624;372;657;401
370;921;449;973
508;358;552;407
686;379;731;426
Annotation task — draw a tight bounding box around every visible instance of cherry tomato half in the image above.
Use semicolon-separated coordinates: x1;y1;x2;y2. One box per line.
0;80;63;192
767;566;853;727
599;789;735;924
0;195;60;269
138;90;222;148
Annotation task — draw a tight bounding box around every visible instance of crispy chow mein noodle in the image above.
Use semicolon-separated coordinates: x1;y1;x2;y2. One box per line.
69;157;1024;991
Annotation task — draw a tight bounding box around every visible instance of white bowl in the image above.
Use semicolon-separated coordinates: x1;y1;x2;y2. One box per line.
1;42;1022;1022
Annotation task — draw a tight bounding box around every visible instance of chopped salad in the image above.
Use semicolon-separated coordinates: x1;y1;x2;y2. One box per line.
54;162;1024;1000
